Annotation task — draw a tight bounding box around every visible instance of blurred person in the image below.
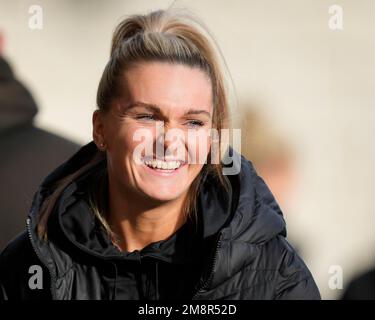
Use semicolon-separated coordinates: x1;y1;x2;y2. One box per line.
0;10;320;300
239;109;305;250
341;266;375;300
0;32;80;250
239;108;295;213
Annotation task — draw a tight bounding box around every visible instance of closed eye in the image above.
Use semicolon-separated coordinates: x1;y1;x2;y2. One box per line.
135;114;205;127
135;114;156;121
186;120;205;128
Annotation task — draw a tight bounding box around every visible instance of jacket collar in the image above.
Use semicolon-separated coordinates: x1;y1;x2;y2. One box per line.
29;141;233;266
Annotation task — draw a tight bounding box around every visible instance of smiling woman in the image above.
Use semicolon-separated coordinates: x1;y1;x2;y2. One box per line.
0;9;320;300
95;62;214;220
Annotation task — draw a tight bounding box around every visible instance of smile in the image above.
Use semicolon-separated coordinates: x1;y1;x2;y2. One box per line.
143;159;185;170
142;158;187;176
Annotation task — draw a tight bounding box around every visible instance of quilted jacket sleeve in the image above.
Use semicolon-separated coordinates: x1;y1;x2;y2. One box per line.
273;237;321;300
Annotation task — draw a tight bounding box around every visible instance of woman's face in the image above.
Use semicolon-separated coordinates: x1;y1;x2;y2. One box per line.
93;62;213;202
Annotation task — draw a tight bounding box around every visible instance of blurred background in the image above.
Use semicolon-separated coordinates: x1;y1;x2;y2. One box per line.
1;0;375;299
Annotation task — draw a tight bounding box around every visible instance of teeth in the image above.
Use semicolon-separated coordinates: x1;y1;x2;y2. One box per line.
143;159;183;170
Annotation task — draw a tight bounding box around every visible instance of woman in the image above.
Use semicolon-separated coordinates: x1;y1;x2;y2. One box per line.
0;9;320;300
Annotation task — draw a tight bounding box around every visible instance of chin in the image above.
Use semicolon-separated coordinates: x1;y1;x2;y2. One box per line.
132;163;191;201
141;186;186;202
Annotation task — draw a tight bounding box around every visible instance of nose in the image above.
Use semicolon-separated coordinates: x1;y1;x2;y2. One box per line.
154;122;186;159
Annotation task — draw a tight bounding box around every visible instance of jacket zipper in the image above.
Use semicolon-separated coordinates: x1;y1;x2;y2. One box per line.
191;233;222;299
26;218;57;299
191;174;232;299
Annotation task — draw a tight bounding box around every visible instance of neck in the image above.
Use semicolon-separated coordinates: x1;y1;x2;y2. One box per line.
107;178;188;253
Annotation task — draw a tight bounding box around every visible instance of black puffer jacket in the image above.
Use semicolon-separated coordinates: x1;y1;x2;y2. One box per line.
0;141;321;300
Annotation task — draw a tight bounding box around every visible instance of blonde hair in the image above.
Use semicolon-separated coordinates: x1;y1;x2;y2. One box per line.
37;9;232;241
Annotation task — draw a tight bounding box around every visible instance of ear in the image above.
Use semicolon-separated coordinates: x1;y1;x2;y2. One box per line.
92;110;106;151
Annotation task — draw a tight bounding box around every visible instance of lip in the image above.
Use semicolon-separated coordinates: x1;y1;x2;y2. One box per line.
142;162;187;177
142;156;186;163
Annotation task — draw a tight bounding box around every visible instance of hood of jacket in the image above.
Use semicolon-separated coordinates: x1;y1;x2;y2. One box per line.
26;141;287;299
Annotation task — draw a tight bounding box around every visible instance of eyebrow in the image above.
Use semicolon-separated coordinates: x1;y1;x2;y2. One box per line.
124;101;212;118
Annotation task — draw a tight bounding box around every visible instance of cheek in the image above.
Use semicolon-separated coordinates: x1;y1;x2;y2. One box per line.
186;130;211;164
109;123;155;158
187;164;205;182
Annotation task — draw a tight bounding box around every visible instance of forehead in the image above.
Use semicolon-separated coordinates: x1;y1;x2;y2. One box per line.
120;61;213;114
